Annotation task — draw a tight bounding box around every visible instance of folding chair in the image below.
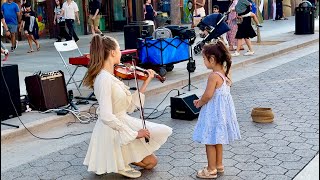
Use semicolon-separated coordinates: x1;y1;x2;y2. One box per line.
54;40;83;96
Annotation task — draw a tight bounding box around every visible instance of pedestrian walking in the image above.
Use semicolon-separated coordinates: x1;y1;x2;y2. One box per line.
1;0;20;52
143;0;157;28
235;0;262;27
83;35;172;178
88;0;102;35
232;5;257;56
192;40;241;179
19;3;40;53
227;0;245;52
62;0;80;42
192;0;206;28
1;12;10;61
54;0;70;42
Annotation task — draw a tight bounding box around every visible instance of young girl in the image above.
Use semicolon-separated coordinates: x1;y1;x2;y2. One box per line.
54;0;70;42
19;3;40;53
83;35;172;178
193;40;241;179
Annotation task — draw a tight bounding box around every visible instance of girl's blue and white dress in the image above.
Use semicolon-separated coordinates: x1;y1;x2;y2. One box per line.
193;72;241;145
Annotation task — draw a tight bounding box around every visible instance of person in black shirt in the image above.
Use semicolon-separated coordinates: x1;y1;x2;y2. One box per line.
88;0;102;35
19;3;40;53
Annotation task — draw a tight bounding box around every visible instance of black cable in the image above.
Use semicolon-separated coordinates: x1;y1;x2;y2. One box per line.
146;105;171;119
0;68;93;140
145;88;180;120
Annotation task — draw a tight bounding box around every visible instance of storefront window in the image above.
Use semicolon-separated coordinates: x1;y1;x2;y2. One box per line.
32;0;48;37
113;0;126;21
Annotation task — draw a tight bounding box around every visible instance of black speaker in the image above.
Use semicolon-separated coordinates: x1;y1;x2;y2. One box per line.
171;94;200;120
124;22;154;49
0;64;22;121
25;71;68;111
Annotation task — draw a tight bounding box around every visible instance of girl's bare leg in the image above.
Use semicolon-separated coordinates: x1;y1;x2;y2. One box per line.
244;38;253;52
30;35;40;50
26;34;33;52
206;145;217;171
216;144;223;169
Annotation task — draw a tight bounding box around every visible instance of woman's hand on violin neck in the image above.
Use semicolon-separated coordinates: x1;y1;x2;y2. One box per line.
137;129;150;139
146;69;155;81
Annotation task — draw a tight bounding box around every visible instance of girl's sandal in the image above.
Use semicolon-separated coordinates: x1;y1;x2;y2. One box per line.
37;44;41;51
196;167;217;179
27;50;34;53
217;166;225;174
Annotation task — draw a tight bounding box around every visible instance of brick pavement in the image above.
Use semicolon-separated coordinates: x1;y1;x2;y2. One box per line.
1;52;319;180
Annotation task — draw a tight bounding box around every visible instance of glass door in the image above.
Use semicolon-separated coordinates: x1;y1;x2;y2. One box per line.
99;0;111;32
111;0;127;31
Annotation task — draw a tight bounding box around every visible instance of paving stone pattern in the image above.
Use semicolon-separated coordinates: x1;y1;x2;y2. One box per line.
1;52;319;179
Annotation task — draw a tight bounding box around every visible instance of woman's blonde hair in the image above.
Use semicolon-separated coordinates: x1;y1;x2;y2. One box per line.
83;35;118;88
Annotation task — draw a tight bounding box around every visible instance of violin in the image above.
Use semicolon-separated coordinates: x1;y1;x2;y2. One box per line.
114;64;166;83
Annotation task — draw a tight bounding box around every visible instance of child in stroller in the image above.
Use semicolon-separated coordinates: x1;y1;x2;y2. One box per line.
194;12;230;55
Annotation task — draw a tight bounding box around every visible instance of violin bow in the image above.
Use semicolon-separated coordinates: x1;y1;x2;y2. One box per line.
131;60;149;143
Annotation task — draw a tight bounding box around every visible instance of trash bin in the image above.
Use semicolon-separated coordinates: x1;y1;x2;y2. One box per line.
123;22;154;49
295;1;315;34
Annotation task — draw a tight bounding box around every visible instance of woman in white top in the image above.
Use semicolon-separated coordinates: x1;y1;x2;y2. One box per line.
83;35;172;178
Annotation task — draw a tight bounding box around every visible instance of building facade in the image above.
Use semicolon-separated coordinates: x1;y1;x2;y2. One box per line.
1;0;304;40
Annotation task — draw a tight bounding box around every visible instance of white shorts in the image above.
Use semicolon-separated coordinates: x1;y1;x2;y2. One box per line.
193;7;206;17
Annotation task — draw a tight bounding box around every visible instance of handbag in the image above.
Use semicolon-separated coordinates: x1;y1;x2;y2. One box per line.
236;17;243;24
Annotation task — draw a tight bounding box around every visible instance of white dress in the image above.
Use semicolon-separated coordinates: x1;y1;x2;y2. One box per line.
83;70;173;175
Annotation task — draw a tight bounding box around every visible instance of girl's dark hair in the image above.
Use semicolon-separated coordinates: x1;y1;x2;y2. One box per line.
55;0;63;9
202;40;232;77
83;35;118;88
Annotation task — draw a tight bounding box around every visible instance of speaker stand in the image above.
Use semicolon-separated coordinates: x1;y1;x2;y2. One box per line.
75;92;97;101
1;122;19;128
66;101;79;111
182;41;198;91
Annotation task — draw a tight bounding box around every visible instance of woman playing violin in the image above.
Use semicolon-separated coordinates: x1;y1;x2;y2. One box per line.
83;35;172;178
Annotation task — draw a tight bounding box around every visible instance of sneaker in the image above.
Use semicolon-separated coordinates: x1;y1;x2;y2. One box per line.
257;24;263;27
11;47;14;52
3;49;9;61
14;40;18;50
118;168;141;178
244;51;255;56
231;51;240;57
